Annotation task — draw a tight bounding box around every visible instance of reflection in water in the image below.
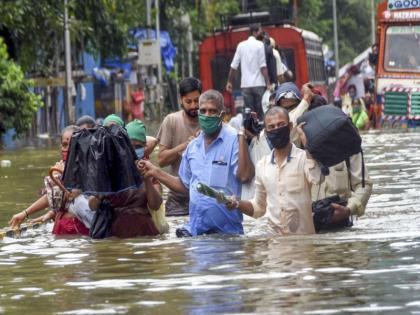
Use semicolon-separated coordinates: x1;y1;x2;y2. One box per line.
2;131;420;314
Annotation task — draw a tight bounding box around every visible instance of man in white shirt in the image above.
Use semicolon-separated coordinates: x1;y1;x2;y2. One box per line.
227;106;322;235
239;83;315;200
226;24;270;121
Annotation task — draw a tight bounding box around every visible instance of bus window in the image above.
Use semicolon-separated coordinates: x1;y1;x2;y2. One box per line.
304;38;326;84
211;54;235;91
384;25;420;72
278;48;295;78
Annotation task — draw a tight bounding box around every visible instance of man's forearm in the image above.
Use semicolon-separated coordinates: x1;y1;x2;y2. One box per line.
236;135;255;183
237;200;255;217
153;168;188;195
144;179;163;211
261;67;270;86
227;68;237;85
158;143;187;167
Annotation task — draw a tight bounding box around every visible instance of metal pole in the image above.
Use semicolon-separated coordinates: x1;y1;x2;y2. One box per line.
156;0;163;120
293;0;298;25
147;0;152;38
64;0;73;124
371;0;376;45
156;0;163;84
333;0;340;81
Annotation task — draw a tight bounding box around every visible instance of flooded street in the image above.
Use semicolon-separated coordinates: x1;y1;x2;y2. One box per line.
1;130;420;314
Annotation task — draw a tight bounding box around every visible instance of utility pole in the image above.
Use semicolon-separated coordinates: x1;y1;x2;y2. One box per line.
293;0;298;25
156;0;164;121
64;0;73;124
332;0;340;81
146;0;152;37
371;0;376;45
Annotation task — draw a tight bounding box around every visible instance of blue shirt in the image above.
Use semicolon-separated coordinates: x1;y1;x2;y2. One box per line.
178;125;243;236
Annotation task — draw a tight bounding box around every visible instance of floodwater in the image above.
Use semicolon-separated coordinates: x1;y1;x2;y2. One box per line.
1;131;420;314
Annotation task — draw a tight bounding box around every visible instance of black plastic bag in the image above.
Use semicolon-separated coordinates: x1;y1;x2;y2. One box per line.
312;195;352;232
62;124;141;195
89;199;113;239
297;105;362;168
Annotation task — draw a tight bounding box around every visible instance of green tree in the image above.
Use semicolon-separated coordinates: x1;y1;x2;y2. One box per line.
0;37;42;139
0;0;146;76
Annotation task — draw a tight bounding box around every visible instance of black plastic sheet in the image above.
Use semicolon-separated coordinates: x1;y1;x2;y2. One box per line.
62;125;142;195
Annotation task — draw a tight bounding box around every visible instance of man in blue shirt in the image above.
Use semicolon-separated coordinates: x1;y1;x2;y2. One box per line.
139;90;254;236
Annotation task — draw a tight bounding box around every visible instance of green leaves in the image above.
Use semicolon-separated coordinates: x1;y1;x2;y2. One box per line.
298;0;374;67
0;37;42;138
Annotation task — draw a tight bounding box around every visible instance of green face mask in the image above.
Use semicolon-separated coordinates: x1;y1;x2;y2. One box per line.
198;113;222;135
353;106;361;113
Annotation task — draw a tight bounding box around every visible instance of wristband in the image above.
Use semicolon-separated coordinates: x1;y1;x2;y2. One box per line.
24;210;29;218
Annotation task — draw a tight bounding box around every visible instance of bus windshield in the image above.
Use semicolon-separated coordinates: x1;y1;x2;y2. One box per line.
384;25;420;72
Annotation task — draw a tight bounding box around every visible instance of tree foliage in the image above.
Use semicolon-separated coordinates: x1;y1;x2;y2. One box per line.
0;0;146;76
0;37;42;138
0;0;379;77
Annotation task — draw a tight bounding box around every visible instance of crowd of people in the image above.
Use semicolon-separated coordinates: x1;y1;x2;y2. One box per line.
7;24;373;239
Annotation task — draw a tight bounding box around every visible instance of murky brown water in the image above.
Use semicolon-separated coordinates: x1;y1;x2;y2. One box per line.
1;131;420;314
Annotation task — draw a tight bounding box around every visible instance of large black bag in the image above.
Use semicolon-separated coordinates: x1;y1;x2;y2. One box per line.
89;199;113;239
62;124;141;195
297;105;362;169
312;195;352;232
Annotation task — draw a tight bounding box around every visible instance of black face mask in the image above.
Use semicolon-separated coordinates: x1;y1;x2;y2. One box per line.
183;107;198;118
266;125;290;149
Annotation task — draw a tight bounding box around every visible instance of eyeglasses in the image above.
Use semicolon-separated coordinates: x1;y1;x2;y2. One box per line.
199;108;220;116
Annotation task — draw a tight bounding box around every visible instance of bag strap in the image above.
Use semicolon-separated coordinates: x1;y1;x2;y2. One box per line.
345;150;366;192
316;171;322;201
345;157;353;192
361;150;365;188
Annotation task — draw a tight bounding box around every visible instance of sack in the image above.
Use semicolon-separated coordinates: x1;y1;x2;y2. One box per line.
312;195;352;232
297;105;362;168
62;125;142;195
149;204;169;234
89;199;113;239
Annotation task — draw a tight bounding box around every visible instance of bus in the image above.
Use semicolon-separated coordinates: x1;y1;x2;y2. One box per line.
198;11;328;114
375;0;420;127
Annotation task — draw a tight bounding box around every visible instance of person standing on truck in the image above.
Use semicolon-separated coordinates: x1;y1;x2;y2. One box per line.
226;23;271;121
269;37;288;84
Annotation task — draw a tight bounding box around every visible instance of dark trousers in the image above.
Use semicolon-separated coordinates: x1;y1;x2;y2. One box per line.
242;86;266;121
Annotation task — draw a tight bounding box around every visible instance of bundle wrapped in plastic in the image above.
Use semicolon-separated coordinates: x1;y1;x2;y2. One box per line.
62;124;142;195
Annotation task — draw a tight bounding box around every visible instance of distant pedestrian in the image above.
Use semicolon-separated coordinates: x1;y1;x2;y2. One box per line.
226;23;271;121
262;33;277;88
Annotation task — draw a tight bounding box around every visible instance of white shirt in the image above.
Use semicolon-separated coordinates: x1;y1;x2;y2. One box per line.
250;144;322;235
242;99;310;199
273;48;287;78
311;153;372;217
231;36;266;88
228;113;243;131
